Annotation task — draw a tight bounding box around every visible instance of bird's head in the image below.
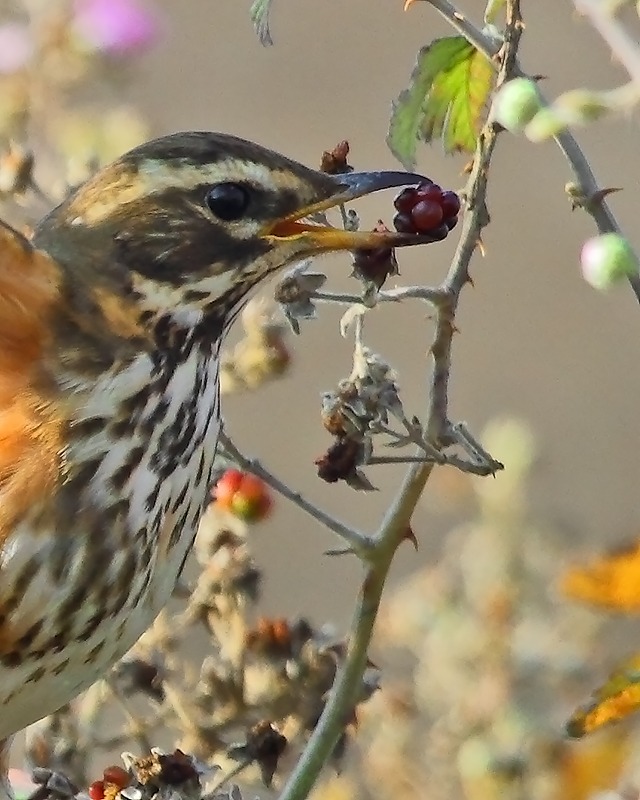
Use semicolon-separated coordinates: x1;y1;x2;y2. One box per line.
34;132;431;335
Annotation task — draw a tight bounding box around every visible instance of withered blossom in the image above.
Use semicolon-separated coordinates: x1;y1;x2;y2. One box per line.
274;263;327;334
227;721;287;788
320;141;353;175
351;222;399;290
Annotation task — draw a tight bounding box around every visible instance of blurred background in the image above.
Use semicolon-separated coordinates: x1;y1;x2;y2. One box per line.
127;0;640;621
4;0;640;796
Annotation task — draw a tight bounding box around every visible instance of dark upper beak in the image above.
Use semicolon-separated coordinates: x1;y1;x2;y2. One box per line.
263;170;436;252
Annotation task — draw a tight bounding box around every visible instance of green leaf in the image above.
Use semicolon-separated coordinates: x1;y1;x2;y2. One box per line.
387;36;494;169
250;0;274;46
484;0;506;24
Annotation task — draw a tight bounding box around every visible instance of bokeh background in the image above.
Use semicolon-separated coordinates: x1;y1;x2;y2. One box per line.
2;0;640;794
120;0;640;625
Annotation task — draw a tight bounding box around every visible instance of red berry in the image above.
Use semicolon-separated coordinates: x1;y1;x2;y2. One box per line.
393;187;418;214
445;216;458;231
103;766;130;789
89;781;105;800
440;190;461;218
415;182;442;202
230;474;272;522
392;211;415;234
214;470;272;522
410;200;443;231
213;469;244;509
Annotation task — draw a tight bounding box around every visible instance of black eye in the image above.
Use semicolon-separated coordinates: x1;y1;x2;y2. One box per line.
205;183;251;221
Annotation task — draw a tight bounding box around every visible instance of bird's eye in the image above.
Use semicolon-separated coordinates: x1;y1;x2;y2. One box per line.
205;183;251;221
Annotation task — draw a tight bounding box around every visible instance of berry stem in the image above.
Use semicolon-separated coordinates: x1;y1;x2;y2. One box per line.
218;431;373;554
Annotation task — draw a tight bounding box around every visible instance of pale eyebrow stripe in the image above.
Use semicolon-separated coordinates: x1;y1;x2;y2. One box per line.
72;158;305;226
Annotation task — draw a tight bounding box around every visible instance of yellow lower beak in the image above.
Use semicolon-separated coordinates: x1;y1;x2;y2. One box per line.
264;169;434;253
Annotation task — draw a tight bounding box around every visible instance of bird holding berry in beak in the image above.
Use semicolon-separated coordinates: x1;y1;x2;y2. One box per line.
0;131;438;798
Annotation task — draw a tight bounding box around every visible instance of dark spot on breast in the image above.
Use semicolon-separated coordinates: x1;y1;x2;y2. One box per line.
63;457;103;499
85;641;105;664
0;650;22;667
78;612;104;642
46;632;69;653
168;505;192;550
17;620;44;650
52;658;70;675
120;386;151;416
110;445;146;491
145;482;161;514
72;416;111;438
27;666;46;684
171;481;189;514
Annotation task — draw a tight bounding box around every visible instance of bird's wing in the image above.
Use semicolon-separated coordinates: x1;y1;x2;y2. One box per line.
0;221;64;544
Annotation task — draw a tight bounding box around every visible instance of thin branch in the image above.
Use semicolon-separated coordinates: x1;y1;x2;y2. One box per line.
367;453;499;475
277;7;520;800
573;0;640;85
420;0;640;303
422;0;503;59
313;285;443;305
218;431;373;554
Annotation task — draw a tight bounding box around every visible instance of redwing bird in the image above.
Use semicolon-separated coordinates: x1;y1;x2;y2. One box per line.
0;131;429;797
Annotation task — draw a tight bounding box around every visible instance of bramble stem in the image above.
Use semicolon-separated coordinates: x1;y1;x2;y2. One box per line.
421;0;640;303
277;6;520;799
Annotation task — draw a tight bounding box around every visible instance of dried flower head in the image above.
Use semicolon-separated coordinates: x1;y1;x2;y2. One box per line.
220;300;291;392
274;263;327;334
351;222;399;290
227;721;287;787
320;141;353;175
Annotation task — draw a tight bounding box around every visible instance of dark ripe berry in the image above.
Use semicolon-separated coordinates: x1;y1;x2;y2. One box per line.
393;186;418;213
410;199;443;231
427;224;449;241
392;211;415;234
440;190;461;218
416;182;442;202
445;216;459;231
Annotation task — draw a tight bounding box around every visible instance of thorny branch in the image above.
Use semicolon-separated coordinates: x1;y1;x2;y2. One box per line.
422;0;640;304
275;6;522;800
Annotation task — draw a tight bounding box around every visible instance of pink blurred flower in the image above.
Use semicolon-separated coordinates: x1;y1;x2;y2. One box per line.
73;0;158;55
0;23;34;74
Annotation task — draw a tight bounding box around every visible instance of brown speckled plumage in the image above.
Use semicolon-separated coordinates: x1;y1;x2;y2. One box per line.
0;131;428;798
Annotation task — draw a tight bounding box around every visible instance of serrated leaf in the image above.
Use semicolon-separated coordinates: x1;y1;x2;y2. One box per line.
250;0;274;46
387;36;494;168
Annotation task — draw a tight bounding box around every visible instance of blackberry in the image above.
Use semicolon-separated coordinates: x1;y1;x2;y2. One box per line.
393;181;461;239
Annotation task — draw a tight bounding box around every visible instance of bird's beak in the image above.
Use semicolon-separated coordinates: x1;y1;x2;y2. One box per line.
263;170;434;252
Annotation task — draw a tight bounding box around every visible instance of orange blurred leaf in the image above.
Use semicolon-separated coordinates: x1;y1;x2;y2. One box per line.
560;540;640;612
567;654;640;737
555;729;630;800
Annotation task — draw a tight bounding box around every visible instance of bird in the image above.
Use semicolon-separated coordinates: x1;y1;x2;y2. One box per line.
0;131;430;798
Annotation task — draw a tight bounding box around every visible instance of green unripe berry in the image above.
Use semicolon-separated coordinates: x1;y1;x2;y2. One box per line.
492;78;543;133
580;233;637;291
